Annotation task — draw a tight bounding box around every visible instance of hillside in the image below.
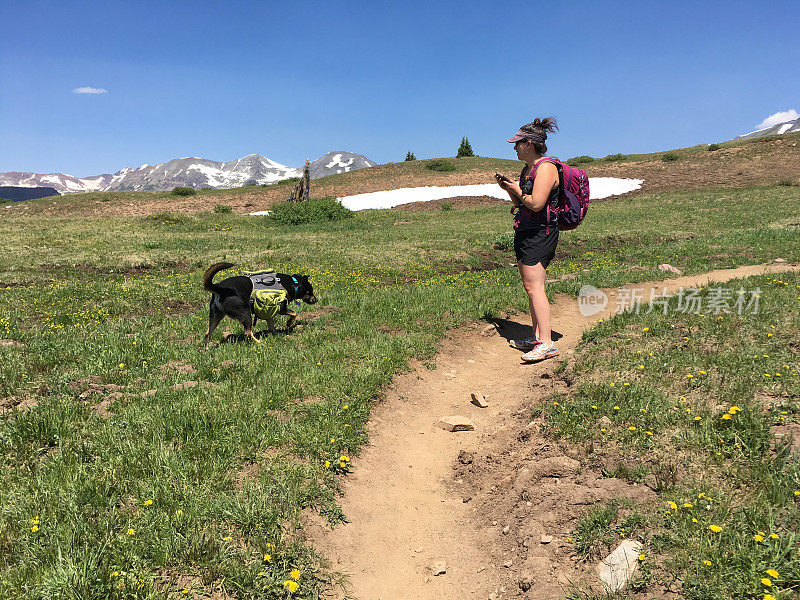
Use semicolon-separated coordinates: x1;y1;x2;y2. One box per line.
10;132;800;218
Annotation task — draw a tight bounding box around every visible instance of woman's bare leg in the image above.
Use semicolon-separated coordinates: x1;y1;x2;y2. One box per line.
518;261;551;344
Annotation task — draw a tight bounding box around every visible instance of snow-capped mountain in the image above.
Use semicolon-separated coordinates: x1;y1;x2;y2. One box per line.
731;117;800;141
309;151;377;179
0;151;377;194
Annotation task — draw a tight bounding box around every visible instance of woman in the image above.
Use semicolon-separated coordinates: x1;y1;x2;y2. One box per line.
495;117;560;362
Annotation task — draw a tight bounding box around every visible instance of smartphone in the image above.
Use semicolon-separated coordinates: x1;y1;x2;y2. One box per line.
495;173;511;183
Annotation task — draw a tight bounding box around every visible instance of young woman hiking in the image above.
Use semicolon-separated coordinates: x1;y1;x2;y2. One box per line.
495;117;560;362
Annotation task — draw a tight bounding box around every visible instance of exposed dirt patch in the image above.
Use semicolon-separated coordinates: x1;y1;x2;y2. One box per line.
159;361;198;375
163;299;200;316
392;196;508;211
0;395;40;414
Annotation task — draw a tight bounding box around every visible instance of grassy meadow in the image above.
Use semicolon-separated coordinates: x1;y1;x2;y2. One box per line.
0;182;799;599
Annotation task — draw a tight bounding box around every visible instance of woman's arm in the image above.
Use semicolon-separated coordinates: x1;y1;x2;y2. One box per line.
520;161;558;212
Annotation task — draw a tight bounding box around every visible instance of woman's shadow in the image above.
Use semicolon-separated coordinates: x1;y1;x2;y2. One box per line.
489;317;563;344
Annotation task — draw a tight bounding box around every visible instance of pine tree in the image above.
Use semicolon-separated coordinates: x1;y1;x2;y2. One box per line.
457;137;474;158
405;151;416;161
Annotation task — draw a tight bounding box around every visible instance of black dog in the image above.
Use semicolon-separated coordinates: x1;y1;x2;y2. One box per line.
202;262;317;346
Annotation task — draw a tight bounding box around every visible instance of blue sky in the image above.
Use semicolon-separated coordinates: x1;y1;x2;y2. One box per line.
1;0;798;176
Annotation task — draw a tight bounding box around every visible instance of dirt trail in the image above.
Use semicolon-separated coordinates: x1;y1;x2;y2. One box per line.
309;263;799;600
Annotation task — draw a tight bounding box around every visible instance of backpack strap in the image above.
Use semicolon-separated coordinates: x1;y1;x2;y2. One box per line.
532;158;563;235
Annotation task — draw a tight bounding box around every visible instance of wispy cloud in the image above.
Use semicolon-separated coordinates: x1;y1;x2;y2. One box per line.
755;109;798;130
73;86;108;94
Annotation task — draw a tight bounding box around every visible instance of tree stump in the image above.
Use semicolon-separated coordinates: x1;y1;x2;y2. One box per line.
288;160;310;202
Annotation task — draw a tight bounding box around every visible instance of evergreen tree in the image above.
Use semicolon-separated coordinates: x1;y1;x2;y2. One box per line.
457;137;474;158
405;151;416;161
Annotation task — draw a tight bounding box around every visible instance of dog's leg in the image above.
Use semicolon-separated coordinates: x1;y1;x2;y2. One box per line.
243;313;260;344
286;309;297;331
204;300;225;347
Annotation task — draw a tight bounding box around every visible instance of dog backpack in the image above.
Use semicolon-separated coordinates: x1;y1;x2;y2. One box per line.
532;157;590;231
245;269;288;320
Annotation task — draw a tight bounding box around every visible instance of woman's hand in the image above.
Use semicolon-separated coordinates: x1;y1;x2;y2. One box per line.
495;173;521;199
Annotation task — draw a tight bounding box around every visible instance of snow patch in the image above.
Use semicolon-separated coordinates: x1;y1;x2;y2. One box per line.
336;178;643;212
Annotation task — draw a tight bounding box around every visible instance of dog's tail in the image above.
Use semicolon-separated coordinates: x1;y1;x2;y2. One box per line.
202;262;235;294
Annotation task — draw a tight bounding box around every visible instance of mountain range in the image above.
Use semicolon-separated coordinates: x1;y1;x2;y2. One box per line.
730;117;800;141
0;151;376;194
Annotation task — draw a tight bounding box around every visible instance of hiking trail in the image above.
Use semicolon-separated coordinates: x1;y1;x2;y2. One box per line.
307;263;799;600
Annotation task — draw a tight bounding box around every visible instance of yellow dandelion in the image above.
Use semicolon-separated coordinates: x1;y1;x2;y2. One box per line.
290;569;301;581
709;525;722;533
628;426;636;431
283;580;299;593
144;499;153;506
694;416;702;421
794;490;800;496
324;461;331;468
614;406;620;410
126;528;135;536
684;503;693;508
692;518;698;523
766;569;779;578
770;533;779;539
722;414;732;420
638;553;645;561
669;501;678;510
764;595;777;600
645;431;653;436
264;554;272;562
704;560;711;566
643;327;649;332
31;525;39;532
761;578;772;587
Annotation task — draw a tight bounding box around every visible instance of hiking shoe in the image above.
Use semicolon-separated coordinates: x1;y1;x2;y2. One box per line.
521;342;560;363
509;337;541;351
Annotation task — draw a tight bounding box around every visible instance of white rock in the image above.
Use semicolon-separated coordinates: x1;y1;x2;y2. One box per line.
541;534;554;544
432;561;447;576
596;540;643;592
774;258;787;263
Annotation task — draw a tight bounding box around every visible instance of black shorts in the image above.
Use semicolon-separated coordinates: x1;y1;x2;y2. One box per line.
514;226;559;268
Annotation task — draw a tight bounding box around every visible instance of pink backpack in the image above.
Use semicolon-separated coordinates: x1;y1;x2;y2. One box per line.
532;157;590;231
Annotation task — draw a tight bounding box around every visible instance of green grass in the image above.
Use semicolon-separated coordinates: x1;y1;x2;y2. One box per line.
541;273;800;599
0;183;799;598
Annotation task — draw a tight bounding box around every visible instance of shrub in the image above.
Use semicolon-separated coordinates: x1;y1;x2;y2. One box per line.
707;143;720;151
492;233;514;250
567;155;595;166
405;151;416;161
661;152;679;162
456;137;474;158
425;159;456;172
440;202;453;211
171;186;196;196
214;204;233;213
777;179;797;187
269;196;353;225
604;153;625;162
